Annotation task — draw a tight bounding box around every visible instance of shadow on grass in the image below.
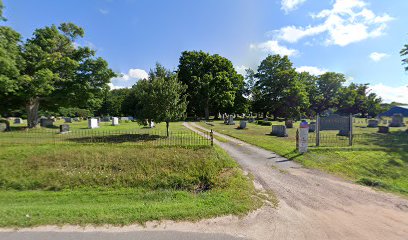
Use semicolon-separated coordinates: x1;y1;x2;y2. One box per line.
68;133;165;144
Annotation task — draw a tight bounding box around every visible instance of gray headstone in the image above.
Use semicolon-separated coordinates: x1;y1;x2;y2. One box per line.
226;115;235;125
309;122;316;132
0;123;7;132
239;121;247;129
248;118;255;123
120;117;129;121
60;124;70;133
271;125;287;137
64;117;72;123
285;120;294;128
367;119;378;128
338;129;350;136
389;114;404;127
378;126;389;134
40;118;54;127
14;118;23;124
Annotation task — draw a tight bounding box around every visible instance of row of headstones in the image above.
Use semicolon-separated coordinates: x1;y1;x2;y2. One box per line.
367;114;405;128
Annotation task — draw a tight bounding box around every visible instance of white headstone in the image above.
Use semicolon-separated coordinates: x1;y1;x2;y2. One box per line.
88;118;99;129
112;117;119;126
149;121;155;128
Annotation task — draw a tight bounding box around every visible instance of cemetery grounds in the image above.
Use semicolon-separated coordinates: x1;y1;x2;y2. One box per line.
0;120;264;227
197;118;408;197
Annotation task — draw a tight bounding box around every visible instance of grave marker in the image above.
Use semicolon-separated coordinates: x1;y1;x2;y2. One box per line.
112;117;119;126
88;118;99;129
271;125;287;137
239;121;247;129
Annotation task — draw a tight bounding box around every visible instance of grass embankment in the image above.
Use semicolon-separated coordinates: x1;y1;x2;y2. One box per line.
0;122;263;227
198;120;408;196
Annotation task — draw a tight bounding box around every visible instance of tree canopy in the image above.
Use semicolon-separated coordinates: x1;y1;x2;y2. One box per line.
0;22;116;127
401;43;408;72
129;63;187;136
177;50;243;119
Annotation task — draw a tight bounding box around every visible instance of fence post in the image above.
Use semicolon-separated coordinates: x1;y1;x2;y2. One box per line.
349;113;353;146
295;129;299;150
210;129;214;146
316;115;320;147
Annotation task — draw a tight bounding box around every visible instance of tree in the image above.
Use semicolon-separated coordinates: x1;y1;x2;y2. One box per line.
97;88;132;117
7;23;115;128
0;26;23;115
401;43;408;72
310;72;346;115
254;54;309;119
131;63;187;136
177;50;243;119
0;0;6;21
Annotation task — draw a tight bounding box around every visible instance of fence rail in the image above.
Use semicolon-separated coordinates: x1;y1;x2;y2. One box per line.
307;132;408;148
0;129;211;146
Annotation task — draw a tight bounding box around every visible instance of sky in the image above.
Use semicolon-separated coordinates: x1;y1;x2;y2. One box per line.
2;0;408;103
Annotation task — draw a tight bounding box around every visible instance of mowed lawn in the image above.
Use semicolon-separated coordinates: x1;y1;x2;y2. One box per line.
198;120;408;196
0;122;263;227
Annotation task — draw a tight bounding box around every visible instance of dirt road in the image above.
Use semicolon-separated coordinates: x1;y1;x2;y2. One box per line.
181;122;408;240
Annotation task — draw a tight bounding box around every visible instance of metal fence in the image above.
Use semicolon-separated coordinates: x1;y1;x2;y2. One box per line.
307;132;408;148
0;129;212;147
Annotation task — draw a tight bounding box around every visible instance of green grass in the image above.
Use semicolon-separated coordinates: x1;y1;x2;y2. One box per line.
198;120;408;196
0;122;265;227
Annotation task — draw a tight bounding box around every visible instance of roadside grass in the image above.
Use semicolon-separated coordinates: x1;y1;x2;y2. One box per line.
0;144;262;227
197;121;408;196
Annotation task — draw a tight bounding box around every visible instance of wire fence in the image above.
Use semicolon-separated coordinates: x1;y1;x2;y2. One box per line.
307;132;408;148
0;129;212;147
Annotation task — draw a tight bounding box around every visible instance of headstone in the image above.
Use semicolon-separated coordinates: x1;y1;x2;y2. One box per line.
309;122;316;132
128;116;134;121
239;121;247;129
226;115;235;125
149;121;155;128
96;117;101;124
59;124;70;133
248;118;255;123
367;119;378;128
0;123;7;132
64;117;72;123
120;117;129;121
389;114;404;127
271;125;287;137
378;126;389;134
112;117;119;126
88;118;99;129
102;116;111;122
338;129;349;136
73;117;80;122
285;120;294;128
40;118;54;127
14;118;23;124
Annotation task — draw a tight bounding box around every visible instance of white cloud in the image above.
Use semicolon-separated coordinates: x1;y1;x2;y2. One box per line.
296;66;327;75
113;68;148;82
369;52;389;62
99;9;109;15
281;0;307;13
110;68;148;89
250;40;298;56
369;84;408;103
274;0;394;46
234;65;248;76
108;83;124;90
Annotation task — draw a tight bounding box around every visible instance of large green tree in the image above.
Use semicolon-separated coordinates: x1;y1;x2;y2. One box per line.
98;88;132;117
5;23;115;127
254;54;309;119
0;26;23;115
309;72;346;115
131;63;187;136
177;50;243;119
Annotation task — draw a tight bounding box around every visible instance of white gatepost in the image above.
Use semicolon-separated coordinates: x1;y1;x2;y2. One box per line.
298;121;309;153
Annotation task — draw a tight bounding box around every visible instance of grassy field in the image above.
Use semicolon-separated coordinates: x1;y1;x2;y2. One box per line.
197;120;408;196
0;122;266;227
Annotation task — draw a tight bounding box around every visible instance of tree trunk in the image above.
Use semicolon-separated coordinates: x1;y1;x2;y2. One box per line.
204;106;209;120
26;98;40;128
166;121;169;137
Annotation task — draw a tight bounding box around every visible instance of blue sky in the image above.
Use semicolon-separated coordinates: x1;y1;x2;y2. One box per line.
2;0;408;103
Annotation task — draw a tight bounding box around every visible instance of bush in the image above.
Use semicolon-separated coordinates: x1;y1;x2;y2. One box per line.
257;120;272;126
